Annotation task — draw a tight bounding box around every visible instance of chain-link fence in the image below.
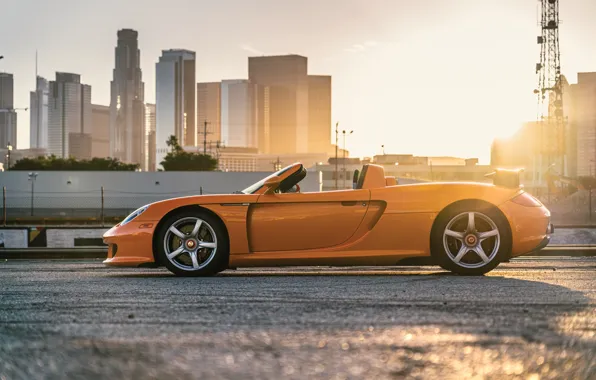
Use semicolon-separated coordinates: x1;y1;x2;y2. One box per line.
1;186;594;226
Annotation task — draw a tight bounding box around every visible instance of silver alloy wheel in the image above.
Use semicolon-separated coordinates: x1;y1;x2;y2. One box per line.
442;211;500;269
163;217;218;271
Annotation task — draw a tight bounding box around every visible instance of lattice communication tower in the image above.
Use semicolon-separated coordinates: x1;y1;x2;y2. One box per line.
534;0;565;171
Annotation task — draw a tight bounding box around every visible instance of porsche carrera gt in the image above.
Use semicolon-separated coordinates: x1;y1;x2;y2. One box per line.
103;163;553;276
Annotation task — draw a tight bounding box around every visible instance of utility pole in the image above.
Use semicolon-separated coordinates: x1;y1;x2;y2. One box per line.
198;120;212;155
215;140;224;170
28;172;38;216
588;160;596;224
335;122;339;190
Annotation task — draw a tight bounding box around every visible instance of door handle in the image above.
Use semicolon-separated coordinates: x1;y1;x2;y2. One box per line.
341;201;359;206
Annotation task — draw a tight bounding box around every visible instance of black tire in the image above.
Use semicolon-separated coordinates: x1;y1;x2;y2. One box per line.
155;209;229;277
430;200;511;276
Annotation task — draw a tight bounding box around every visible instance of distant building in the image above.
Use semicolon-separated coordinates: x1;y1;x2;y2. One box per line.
30;76;49;149
559;75;577;178
308;75;332;154
0;147;47;169
110;29;145;167
183;145;329;173
491;122;542;169
69;133;92;160
47;72;92;159
197;82;221;148
491;121;557;193
249;55;310;154
0;73;17;149
91;104;110;158
318;154;488;191
221;80;257;149
156;49;196;168
145;103;156;171
572;73;596;177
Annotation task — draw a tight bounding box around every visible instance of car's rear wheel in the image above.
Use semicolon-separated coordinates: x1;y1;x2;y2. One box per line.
156;210;229;276
431;202;511;275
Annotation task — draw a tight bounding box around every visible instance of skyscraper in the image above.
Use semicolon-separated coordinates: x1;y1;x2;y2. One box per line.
47;72;92;158
221;80;257;148
110;29;145;167
91;104;110;158
145;103;156;171
197;82;221;149
0;73;17;149
30;76;49;149
155;49;196;166
249;55;309;154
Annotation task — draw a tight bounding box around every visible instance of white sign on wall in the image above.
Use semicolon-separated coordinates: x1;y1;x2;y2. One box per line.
46;229;110;248
0;230;28;248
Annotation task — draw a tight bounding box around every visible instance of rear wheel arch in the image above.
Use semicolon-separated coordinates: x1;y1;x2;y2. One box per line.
431;199;511;238
152;205;230;266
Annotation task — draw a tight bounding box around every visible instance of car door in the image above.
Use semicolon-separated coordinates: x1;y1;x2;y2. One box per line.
247;189;371;252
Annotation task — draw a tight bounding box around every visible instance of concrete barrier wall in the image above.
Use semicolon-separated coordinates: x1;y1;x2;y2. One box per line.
0;171;321;211
0;227;110;248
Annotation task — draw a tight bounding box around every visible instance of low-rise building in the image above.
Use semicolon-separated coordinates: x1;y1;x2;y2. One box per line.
318;154;497;191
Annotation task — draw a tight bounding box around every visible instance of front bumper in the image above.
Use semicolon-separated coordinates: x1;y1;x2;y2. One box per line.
102;221;156;267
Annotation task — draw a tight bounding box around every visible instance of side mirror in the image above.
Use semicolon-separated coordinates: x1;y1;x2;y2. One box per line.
263;176;282;194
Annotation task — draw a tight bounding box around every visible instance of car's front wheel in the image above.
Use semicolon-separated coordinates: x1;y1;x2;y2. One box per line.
431;202;511;275
155;210;229;276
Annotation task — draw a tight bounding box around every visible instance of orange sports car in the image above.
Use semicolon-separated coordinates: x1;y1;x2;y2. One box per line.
103;163;553;276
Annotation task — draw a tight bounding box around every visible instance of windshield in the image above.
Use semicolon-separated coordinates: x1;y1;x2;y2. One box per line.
241;165;295;194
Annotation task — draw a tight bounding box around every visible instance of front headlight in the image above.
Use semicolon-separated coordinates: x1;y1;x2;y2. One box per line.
120;205;149;226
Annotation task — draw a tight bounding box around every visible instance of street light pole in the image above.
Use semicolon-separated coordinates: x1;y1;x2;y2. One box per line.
6;143;12;170
28;172;38;216
430;159;434;181
335;122;339;190
588;160;596;224
342;130;353;189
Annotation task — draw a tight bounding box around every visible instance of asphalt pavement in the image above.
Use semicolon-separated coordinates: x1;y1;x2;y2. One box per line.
0;258;594;380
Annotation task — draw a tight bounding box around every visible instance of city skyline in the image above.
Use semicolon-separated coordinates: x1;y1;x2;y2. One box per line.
2;0;596;163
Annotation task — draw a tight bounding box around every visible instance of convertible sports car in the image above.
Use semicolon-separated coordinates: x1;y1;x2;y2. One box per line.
103;163;553;276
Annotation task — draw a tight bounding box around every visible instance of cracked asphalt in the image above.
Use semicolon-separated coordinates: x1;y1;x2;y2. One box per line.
0;258;594;379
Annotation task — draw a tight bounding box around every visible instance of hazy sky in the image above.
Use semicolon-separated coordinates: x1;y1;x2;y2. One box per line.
3;0;596;163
